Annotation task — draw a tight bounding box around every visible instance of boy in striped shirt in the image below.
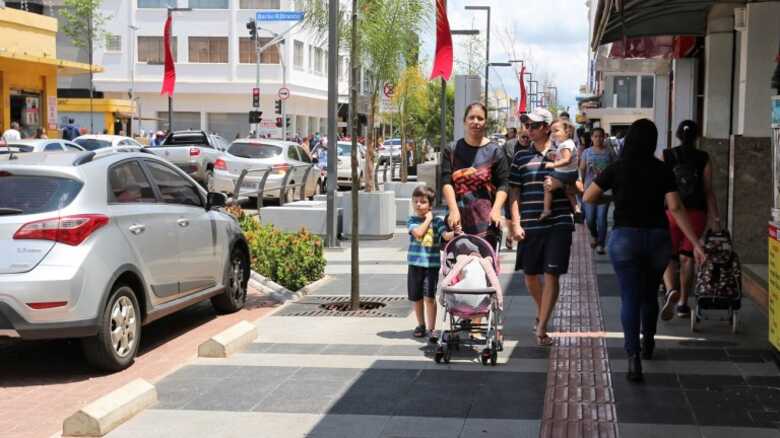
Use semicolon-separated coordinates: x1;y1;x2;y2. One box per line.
407;186;456;339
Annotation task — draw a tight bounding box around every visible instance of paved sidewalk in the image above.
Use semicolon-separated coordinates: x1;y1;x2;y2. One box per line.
0;287;278;438
104;225;780;438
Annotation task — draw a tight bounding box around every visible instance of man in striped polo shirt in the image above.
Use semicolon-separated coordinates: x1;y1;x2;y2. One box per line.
509;108;575;346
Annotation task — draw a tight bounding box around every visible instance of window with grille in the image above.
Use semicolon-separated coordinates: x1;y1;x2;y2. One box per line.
294;40;304;69
314;47;323;74
138;0;175;8
239;38;280;64
239;0;280;8
189;37;228;63
189;0;228;8
105;34;122;52
138;36;177;63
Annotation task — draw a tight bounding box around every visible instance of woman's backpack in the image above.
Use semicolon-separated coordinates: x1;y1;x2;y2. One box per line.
694;229;741;301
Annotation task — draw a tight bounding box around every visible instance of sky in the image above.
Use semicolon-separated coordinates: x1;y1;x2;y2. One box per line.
419;0;591;114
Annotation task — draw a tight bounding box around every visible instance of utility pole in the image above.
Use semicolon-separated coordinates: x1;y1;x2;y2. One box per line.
281;45;287;141
325;0;339;248
88;6;93;133
350;0;360;310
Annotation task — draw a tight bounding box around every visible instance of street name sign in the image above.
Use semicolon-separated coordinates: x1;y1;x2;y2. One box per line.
256;11;304;21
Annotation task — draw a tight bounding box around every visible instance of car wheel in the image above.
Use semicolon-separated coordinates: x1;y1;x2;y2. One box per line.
211;247;249;314
81;285;141;372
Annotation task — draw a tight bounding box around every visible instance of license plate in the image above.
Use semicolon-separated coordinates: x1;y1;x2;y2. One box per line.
241;181;258;190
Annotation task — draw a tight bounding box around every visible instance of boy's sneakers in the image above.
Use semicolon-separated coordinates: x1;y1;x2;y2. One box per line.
413;325;426;338
676;303;691;318
661;289;680;321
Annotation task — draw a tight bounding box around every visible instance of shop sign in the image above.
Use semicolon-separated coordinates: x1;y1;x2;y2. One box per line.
47;96;58;131
768;223;780;351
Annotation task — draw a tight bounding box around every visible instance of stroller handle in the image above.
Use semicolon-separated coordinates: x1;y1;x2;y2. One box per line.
441;287;497;295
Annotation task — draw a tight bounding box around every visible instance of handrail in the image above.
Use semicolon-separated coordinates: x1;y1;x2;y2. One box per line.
279;163;314;205
233;167;273;211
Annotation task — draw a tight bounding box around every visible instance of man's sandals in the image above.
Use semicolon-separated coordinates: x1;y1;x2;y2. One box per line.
536;333;554;346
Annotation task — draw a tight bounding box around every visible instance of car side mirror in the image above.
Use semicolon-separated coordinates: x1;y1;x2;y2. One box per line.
206;192;226;210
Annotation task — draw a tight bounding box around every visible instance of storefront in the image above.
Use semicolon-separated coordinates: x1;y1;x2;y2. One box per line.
0;7;97;138
57;98;135;136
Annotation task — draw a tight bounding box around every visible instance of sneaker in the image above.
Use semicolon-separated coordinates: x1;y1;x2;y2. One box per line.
661;290;680;321
676;303;691;318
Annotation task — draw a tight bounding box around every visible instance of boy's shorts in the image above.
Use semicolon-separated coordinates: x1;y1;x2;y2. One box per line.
550;170;579;185
408;265;438;301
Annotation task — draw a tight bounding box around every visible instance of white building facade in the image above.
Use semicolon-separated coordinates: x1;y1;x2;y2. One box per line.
92;0;348;139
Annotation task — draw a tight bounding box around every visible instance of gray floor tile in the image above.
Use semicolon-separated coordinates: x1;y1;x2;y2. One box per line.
380;416;465;438
618;423;702;438
182;377;282;411
254;380;349;414
460;419;540;438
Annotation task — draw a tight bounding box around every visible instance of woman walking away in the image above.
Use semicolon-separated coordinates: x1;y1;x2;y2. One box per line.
583;119;705;383
661;120;721;320
441;102;509;249
579;128;616;254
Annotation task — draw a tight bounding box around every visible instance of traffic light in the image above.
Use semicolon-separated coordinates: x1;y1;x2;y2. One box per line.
285;116;291;128
249;111;262;123
275;117;283;128
252;87;259;108
274;99;282;114
246;19;257;40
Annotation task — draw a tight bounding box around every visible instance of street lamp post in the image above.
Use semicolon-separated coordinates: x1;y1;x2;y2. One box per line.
464;5;490;109
325;0;339;248
487;61;511;121
166;7;191;133
129;24;139;136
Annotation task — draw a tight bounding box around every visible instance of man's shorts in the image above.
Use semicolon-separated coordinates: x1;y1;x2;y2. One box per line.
515;231;573;276
666;209;707;258
407;265;438;301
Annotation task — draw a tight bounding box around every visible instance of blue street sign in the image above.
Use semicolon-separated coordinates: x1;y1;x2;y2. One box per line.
256;11;304;22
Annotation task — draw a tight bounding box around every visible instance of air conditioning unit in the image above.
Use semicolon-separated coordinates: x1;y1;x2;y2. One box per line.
734;7;746;31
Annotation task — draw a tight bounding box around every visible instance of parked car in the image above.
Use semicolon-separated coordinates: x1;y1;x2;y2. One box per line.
146;130;228;186
336;141;366;187
5;139;86;153
73;134;145;152
0;150;250;371
378;138;402;164
211;138;321;202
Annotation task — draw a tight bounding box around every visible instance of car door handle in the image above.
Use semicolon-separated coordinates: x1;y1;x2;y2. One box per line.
128;224;146;235
177;219;190;228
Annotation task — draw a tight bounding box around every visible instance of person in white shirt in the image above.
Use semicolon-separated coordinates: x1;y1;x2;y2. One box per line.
539;119;580;221
2;122;22;142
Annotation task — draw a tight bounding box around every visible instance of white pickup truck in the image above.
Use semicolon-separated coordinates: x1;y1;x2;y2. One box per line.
146;130;228;186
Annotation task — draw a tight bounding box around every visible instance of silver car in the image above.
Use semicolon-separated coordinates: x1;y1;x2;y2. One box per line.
211;138;321;201
0;150;250;371
146;130;228;185
5;139;86;153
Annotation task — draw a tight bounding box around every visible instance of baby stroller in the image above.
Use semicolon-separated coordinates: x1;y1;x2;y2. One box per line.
434;233;504;366
691;229;742;333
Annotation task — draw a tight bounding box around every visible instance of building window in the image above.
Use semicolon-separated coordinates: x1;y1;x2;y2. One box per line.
189;0;228;8
293;40;304;70
239;0;280;8
613;75;637;108
313;47;323;74
189;37;228;63
292;0;304;11
138;0;175;8
239;38;280;64
640;75;654;108
138;36;177;63
105;34;122;52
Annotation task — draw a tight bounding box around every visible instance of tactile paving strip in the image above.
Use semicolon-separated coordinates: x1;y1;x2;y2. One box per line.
275;295;411;318
540;226;620;438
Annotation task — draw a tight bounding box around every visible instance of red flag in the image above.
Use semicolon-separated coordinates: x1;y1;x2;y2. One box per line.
517;66;527;115
160;16;176;97
429;0;453;81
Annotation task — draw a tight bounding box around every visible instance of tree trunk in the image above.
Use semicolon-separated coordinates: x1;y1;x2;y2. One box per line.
400;100;407;183
365;93;378;192
350;0;360;311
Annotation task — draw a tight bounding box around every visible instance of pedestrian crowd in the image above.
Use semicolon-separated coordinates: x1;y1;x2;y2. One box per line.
405;101;720;383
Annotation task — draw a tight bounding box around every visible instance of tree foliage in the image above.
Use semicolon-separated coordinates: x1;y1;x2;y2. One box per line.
60;0;111;50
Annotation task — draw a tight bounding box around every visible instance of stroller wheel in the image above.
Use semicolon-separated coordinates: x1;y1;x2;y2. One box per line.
690;307;699;333
480;348;491;366
490;342;498;366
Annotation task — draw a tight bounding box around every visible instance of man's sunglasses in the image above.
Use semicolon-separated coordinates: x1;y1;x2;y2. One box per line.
524;122;546;130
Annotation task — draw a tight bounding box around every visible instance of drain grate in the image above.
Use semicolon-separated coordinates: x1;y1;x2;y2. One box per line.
276;296;410;318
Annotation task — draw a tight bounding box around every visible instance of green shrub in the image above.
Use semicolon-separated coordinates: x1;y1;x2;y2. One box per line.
227;206;325;291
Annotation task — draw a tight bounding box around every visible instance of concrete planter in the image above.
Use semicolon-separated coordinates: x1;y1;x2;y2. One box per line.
396;197;413;225
383;181;425;199
341;191;396;240
416;163;437;194
260;205;341;236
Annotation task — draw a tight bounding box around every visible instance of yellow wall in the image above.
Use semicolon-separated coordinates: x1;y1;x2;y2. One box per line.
0;8;58;59
58;99;136;135
0;58;58;138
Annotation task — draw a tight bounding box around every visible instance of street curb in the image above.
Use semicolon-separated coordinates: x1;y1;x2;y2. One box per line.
197;320;258;358
62;379;156;437
249;270;332;304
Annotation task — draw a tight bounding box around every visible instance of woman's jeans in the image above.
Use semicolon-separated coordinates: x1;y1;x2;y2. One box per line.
583;202;610;246
607;227;672;356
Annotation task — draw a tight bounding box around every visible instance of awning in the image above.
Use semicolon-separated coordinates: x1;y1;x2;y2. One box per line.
0;50;102;76
592;0;716;50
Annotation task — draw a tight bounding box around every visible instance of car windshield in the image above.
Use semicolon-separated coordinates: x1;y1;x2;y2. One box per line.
74;138;112;151
162;133;208;146
384;139;401;147
0;173;83;215
228;142;282;159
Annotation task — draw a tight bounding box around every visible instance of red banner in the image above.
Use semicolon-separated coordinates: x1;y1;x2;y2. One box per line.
160;16;176;97
429;0;453;81
517;66;527;115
